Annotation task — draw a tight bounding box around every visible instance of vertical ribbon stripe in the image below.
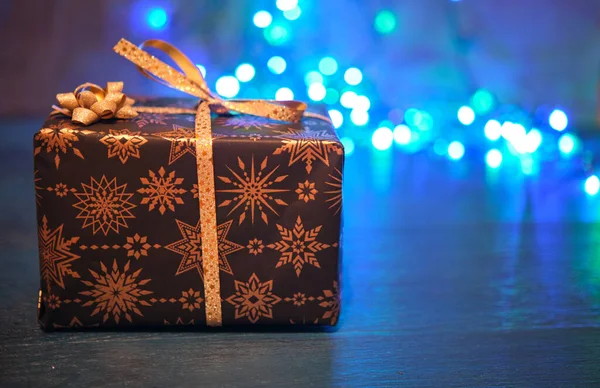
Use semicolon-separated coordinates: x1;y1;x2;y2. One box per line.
194;102;222;327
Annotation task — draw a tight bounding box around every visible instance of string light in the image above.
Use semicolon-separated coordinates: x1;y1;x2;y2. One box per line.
485;149;503;168
393;124;411;145
524;129;542;153
264;24;289;46
328;109;344;129
275;87;294;100
276;0;298;12
304;71;323;85
319;57;338;76
484;119;502;141
457;106;475;125
253;11;272;28
447;141;465;160
372;127;394;150
308;83;326;101
283;6;302;20
374;10;397;34
235;63;255;82
215;76;240;98
340;91;358;108
344;68;363;85
558;133;576;155
470;89;495;115
585;175;600;196
350;109;369;126
549;109;568;131
267;56;287;74
146;7;168;30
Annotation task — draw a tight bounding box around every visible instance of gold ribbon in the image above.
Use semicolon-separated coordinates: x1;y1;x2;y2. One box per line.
112;38;328;326
51;82;138;125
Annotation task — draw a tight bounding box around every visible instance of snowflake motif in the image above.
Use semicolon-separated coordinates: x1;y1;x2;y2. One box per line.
289;292;307;306
38;215;80;289
73;176;136;235
99;129;148;164
325;167;342;215
156;124;196;165
45;294;61;309
137;167;187;215
318;281;340;325
54;183;69;197
34;170;43;205
216;155;289;225
268;215;332;277
214;115;278;130
191;183;198;198
123;234;151;260
296;180;318;202
34;127;84;169
247;238;264;255
226;273;282;323
79;259;153;324
273;129;343;174
179;288;203;312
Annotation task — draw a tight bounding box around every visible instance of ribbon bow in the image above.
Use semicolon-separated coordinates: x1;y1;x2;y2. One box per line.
51;82;138;126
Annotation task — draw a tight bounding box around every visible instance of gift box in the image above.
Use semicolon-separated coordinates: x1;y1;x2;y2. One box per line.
34;39;343;329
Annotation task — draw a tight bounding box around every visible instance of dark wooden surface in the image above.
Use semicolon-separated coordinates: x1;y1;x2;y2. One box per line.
2;118;600;387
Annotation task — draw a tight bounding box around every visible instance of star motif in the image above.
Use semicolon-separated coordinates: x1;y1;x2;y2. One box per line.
226;273;281;323
123;234;151;260
165;219;243;279
296;180;318;202
38;215;80;289
179;288;203;311
216;155;289;225
268;215;331;277
73;176;136;235
99;129;148;164
79;259;153;324
156;124;196;165
273;129;343;174
325;167;342;215
137;167;187;215
34;127;84;169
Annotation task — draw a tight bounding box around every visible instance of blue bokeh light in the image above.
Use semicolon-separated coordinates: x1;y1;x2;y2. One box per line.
267;56;287;74
558;133;576;155
253;11;272;28
457;106;475;125
585;175;600;196
328;109;344;129
215;76;240;98
340;137;355;156
549;109;568;131
308;83;326;101
344;68;363;85
393;124;411;145
372;127;394;150
275;87;294;100
486;149;503;168
447;141;465;160
235;63;255;82
146;7;168;30
484;119;502;141
350;109;369;126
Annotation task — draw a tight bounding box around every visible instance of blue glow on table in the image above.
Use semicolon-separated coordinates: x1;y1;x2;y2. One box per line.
276;0;298;12
267;56;287;74
350;109;369;126
585;175;600;195
447;141;465;160
484;120;502;141
308;83;326;101
393;124;411;145
146;7;168;30
328;109;344;129
457;106;475;125
340;137;354;156
319;57;338;76
253;11;272;28
235;63;255;82
215;76;240;98
486;149;503;168
549;109;568;131
275;87;294;101
372;127;394;150
344;68;363;85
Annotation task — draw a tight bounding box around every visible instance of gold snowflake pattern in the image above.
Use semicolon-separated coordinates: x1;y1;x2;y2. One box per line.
318;281;340;325
268;215;331;277
38;216;80;289
135;113;167;128
137;167;187;215
288;292;307;306
273;129;343;174
34;170;43;205
216;156;289;225
214;115;278;130
226;273;281;323
296;180;317;202
73;176;136;235
44;293;61;309
79;259;153;324
179;288;203;312
191;183;198;198
99;129;148;164
53;317;88;329
165;219;243;279
325;167;342;215
247;238;264;255
156;124;196;165
34;127;84;169
123;234;151;260
164;317;195;325
48;183;70;198
46;119;82;131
